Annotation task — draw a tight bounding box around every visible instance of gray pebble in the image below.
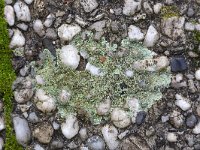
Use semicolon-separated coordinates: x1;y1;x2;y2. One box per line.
86;136;105;150
186;114;197;128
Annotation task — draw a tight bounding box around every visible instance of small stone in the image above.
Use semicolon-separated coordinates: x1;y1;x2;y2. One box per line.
86;63;104;76
17;23;28;31
195;24;200;31
28;112;39;123
161;115;169;122
187;7;194;17
185;22;195;31
4;5;15;26
14;1;31;22
144;25;159;47
128;25;144;41
175;94;191;111
193;122;200;134
170;110;184;128
59;89;71;104
33;19;45;37
80;0;98;12
58;24;81;41
52;121;60;130
50;140;64;149
136;111;146;125
61;115;79;139
34;144;45;150
0;137;4;150
13;116;31;146
34;89;56;113
123;0;142;16
5;0;12;4
14;88;34;104
68;141;78;149
111;108;131;128
145;126;155;137
153;3;162;14
186;114;197;128
167;133;177;142
79;127;88;141
46;28;57;40
170;56;187;72
44;13;55;28
24;0;33;4
0;117;5;131
102;125;119;150
10;29;25;49
111;21;119;33
33;123;54;144
143;2;153;14
86;136;105;150
97;98;111;115
89;20;106;32
176;73;183;82
75;15;88;27
195;69;200;80
35;75;45;85
60;45;80;69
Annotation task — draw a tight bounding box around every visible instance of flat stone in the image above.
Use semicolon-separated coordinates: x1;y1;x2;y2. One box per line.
136;111;146;125
186;114;197;128
170;56;187;72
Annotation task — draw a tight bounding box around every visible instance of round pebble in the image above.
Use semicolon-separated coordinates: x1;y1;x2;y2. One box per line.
186;114;197;128
195;69;200;80
86;136;105;150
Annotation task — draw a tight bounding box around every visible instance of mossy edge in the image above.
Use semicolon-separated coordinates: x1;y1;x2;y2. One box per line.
0;1;23;149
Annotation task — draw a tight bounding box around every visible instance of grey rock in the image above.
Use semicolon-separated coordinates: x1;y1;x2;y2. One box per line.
5;0;12;4
13;116;31;146
9;29;25;49
0;137;4;150
186;114;197;128
89;20;106;32
144;25;159;47
170;110;184;128
143;2;153;14
136;111;146;125
50;140;64;149
114;8;122;15
128;25;144;41
14;1;31;22
44;13;55;28
34;144;45;150
80;0;98;12
33;19;45;37
28;112;39;123
111;21;119;33
187;7;194;17
33;123;54;144
14;88;34;103
17;23;28;31
185;22;195;31
4;5;15;26
87;136;105;150
45;28;57;40
123;0;142;16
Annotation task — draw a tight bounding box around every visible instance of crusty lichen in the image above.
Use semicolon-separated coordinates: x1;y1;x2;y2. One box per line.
34;32;171;124
161;5;180;19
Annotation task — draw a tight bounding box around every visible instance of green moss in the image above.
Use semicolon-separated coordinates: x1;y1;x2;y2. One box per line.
193;31;200;43
0;2;23;150
34;32;171;125
161;5;180;19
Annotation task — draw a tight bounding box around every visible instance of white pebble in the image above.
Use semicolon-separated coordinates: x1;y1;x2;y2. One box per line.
52;121;60;130
79;127;88;141
33;19;45;37
125;70;134;77
144;25;159;47
59;89;71;104
0;117;5;131
14;89;34;103
111;108;131;128
61;115;79;139
24;0;33;5
35;75;45;85
176;73;183;82
97;98;111;115
193;122;200;134
123;0;142;16
60;45;80;69
13;116;31;146
10;29;25;48
34;144;45;150
4;5;15;26
195;69;200;80
14;1;31;22
167;133;177;142
185;22;195;31
17;23;28;31
195;24;200;31
58;24;81;41
0;137;4;150
153;3;162;14
175;94;191;111
101;125;119;150
86;63;104;76
34;89;56;113
128;25;144;41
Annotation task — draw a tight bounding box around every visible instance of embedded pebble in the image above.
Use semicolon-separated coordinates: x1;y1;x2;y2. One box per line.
50;140;64;149
143;2;153;14
60;45;80;69
58;24;81;41
14;1;31;22
170;56;188;72
5;0;12;4
34;89;56;113
123;0;142;16
61;115;79;139
0;117;5;131
136;111;147;125
17;23;28;31
195;69;200;80
24;0;33;4
33;19;45;37
35;75;45;85
13;116;31;146
175;94;191;111
97;98;111;115
86;136;105;150
185;22;195;31
170;110;184;128
111;108;131;128
186;114;197;128
86;63;104;76
153;3;162;14
33;123;54;144
28;112;39;123
80;0;99;12
0;137;4;150
14;89;34;103
128;25;144;41
34;144;45;150
52;121;60;130
59;89;71;104
102;125;119;150
44;14;55;28
144;25;159;47
4;5;15;26
46;28;58;40
79;127;88;141
167;133;177;142
10;29;25;48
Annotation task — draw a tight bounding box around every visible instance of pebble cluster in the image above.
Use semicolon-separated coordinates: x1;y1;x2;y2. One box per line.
2;0;200;149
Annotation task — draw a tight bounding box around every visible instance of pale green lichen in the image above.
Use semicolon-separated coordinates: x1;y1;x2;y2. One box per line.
34;32;171;124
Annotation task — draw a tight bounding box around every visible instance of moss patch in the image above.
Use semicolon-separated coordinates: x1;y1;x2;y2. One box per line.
161;5;180;19
0;1;23;149
34;32;171;124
